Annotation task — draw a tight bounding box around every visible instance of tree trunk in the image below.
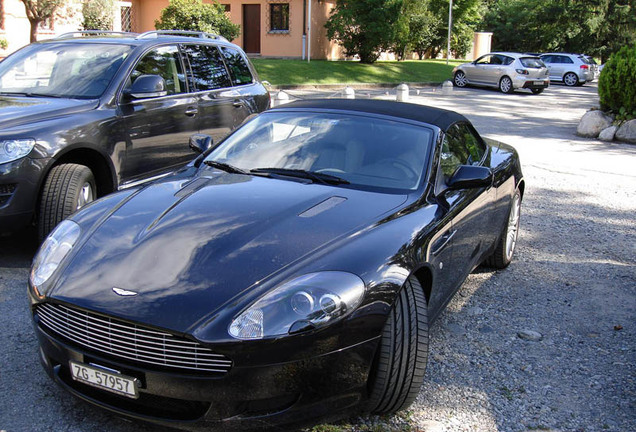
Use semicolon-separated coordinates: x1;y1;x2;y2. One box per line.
29;18;41;43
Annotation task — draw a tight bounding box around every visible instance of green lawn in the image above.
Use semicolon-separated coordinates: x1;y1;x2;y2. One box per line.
251;58;466;86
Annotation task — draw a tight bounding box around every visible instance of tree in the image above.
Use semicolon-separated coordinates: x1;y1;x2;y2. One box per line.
21;0;66;43
482;0;634;61
155;0;240;41
408;11;442;59
81;0;114;31
325;0;403;64
428;0;482;59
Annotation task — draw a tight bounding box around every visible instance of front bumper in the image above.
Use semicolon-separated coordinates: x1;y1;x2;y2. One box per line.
0;156;50;234
33;311;379;431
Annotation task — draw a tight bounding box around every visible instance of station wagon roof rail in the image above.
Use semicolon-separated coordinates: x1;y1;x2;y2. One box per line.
136;30;228;42
55;31;138;39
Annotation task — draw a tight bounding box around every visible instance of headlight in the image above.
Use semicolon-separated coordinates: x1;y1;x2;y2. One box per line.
0;139;35;164
229;272;365;340
30;220;81;294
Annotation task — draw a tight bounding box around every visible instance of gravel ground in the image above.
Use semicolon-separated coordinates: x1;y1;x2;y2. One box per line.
1;83;634;432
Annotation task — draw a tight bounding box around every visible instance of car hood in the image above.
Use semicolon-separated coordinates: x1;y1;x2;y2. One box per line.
0;95;98;129
49;172;408;333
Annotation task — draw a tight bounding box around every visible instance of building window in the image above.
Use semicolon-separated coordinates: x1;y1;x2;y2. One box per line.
121;6;132;32
270;3;289;31
222;4;230;12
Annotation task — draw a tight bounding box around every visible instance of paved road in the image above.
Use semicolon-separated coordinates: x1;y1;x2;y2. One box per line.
1;83;634;432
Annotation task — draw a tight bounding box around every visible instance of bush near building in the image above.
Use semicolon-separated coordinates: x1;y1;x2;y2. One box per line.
154;0;240;41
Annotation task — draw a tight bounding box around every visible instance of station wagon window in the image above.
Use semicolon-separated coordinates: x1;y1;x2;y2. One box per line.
130;45;186;95
270;3;290;31
0;43;131;98
182;44;231;91
220;46;253;85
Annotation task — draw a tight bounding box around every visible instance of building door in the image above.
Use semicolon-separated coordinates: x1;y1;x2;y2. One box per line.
242;4;260;54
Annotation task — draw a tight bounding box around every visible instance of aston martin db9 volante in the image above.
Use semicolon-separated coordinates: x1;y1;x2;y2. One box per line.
29;100;524;431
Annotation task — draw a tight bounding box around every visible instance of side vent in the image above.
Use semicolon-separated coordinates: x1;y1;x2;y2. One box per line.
299;196;347;218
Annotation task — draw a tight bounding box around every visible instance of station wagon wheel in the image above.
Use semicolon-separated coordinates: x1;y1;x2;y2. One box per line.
485;189;522;269
38;163;96;241
563;72;579;87
453;71;467;87
368;276;429;414
499;76;514;94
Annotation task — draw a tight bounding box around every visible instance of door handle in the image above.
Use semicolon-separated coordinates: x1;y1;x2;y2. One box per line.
431;230;456;257
185;107;198;116
232;100;244;108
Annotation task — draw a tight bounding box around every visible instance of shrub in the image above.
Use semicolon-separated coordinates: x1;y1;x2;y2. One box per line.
598;44;636;120
155;0;240;41
0;38;8;50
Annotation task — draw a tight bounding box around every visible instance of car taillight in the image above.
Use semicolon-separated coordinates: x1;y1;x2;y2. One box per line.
580;64;589;70
515;69;529;75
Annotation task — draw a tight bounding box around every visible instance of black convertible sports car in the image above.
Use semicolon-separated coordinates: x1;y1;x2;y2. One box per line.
29;99;524;431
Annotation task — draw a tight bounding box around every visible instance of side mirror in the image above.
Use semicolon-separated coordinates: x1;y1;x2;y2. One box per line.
125;74;167;99
189;134;213;154
447;165;493;190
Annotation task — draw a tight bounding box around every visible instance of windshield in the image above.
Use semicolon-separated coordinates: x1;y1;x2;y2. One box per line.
205;111;433;192
520;57;545;68
0;42;132;99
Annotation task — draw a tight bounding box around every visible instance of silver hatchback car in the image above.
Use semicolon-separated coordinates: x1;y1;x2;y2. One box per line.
453;52;550;94
540;53;595;86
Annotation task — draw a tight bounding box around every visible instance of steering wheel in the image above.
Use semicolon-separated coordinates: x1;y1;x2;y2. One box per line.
379;159;418;180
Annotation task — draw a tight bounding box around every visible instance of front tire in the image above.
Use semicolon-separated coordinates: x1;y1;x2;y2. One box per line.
38;163;96;241
368;276;429;414
453;71;467;87
563;72;579;87
486;189;521;269
499;76;514;93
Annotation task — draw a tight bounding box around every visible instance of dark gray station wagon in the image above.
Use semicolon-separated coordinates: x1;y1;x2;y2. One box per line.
0;30;269;239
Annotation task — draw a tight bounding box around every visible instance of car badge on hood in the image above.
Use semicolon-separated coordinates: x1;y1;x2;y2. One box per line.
112;287;138;297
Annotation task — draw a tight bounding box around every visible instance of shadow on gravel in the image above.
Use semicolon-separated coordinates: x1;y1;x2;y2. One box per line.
419;183;635;431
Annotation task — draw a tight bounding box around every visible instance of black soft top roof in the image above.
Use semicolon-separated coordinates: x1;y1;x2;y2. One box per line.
270;99;467;130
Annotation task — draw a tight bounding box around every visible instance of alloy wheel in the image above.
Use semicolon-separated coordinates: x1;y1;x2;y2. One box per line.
454;71;467;87
563;72;578;87
77;182;94;210
505;192;521;260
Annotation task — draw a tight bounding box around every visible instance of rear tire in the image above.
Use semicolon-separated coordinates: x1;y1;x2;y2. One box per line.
38;163;96;241
485;189;521;269
531;88;544;95
368;276;429;414
563;72;579;87
499;76;514;94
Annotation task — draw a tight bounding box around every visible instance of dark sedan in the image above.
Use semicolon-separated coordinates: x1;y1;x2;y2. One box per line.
29;100;524;431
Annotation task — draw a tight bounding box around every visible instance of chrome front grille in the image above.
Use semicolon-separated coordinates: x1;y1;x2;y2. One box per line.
36;303;232;374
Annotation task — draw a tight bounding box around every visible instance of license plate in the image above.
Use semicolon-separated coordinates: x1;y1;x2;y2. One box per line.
534;81;545;85
70;361;139;399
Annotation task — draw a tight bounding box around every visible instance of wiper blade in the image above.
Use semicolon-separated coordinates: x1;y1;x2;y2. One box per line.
204;160;249;175
0;91;63;98
250;168;349;185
